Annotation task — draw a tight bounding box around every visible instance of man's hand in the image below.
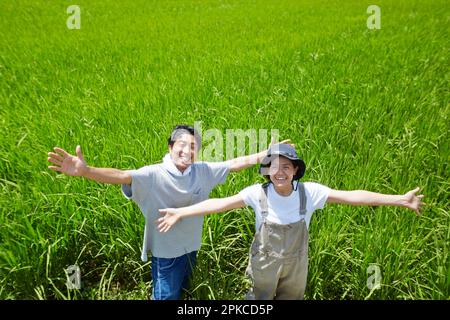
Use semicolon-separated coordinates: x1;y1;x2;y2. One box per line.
269;137;295;149
47;145;131;184
401;187;426;215
48;145;88;177
156;209;182;233
226;138;296;172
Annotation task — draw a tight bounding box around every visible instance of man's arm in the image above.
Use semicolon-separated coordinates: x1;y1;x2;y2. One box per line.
48;145;132;185
327;187;426;215
225;150;267;172
225;139;293;172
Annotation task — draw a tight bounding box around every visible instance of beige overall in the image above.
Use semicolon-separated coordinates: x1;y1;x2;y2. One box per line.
246;182;309;300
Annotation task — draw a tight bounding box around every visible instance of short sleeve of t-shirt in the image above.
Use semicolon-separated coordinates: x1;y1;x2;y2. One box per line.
238;183;262;210
239;182;330;211
121;166;156;204
238;182;331;230
202;161;231;188
303;182;330;210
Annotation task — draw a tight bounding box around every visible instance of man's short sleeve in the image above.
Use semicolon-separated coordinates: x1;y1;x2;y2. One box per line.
304;182;331;210
121;166;154;204
203;161;231;187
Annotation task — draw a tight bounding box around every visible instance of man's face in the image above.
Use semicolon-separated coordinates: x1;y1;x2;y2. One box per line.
169;133;199;172
269;156;298;188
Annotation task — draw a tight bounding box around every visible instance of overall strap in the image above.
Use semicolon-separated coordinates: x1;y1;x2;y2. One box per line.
297;182;307;217
259;182;270;221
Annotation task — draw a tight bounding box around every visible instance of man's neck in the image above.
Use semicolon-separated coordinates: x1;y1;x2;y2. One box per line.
175;164;187;173
163;153;191;176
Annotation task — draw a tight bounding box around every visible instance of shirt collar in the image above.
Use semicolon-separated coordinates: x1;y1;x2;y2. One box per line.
162;153;192;176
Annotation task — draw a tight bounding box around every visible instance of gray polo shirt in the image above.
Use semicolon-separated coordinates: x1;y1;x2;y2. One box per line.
122;161;230;260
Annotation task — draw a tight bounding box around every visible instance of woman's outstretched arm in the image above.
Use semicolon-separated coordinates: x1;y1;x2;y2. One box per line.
327;187;426;215
157;194;246;232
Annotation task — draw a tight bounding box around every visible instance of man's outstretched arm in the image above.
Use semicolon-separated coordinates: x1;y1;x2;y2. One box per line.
47;145;131;185
225;139;293;172
327;187;426;215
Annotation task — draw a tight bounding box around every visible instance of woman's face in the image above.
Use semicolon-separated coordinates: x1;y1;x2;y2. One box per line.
269;156;298;189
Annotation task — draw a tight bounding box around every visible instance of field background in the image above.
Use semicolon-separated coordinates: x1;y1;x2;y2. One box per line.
0;0;448;299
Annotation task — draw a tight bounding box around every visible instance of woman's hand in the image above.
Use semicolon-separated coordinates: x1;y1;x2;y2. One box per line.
156;208;181;233
401;187;426;215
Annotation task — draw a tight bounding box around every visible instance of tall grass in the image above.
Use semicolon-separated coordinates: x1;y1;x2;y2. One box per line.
0;0;448;299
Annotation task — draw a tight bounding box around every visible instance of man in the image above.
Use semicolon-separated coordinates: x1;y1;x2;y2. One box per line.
47;124;286;300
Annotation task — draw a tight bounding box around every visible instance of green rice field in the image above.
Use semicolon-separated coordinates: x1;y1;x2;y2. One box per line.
0;0;448;299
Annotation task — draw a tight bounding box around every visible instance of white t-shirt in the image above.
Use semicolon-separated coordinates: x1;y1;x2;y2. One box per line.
239;182;331;231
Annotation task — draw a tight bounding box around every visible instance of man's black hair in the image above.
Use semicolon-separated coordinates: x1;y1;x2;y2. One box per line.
168;125;201;148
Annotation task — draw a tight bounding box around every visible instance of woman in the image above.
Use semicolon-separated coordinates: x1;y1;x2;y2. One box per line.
156;144;425;300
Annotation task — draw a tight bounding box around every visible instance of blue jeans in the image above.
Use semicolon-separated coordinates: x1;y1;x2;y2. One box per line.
151;251;197;300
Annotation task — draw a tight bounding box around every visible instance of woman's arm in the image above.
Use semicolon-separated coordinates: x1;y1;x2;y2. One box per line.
157;194;246;232
327;187;426;215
